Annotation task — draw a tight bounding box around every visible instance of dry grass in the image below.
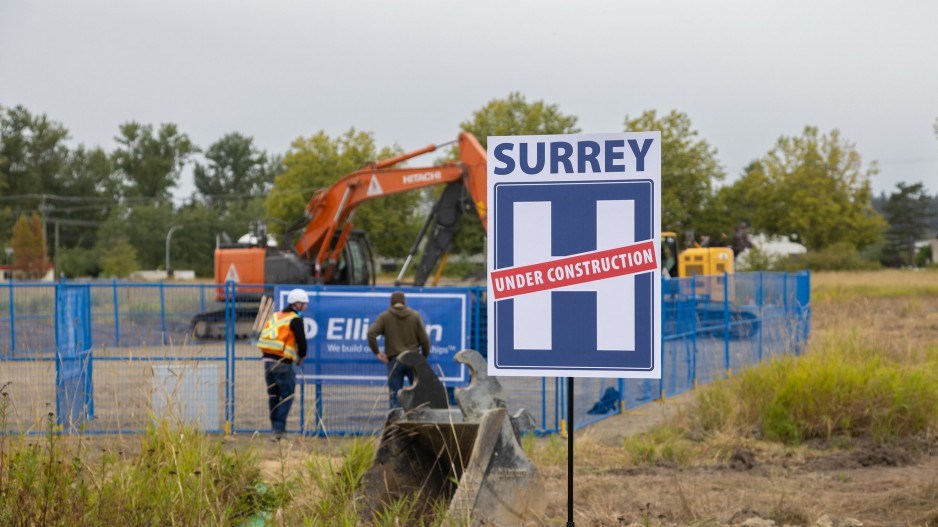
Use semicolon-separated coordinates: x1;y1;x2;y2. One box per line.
812;268;938;300
524;270;938;526
4;270;938;526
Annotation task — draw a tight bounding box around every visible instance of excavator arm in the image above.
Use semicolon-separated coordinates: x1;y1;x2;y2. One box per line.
400;180;469;286
291;132;487;283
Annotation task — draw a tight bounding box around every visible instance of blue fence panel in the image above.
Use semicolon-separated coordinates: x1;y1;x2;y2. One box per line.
0;282;56;357
55;283;94;430
727;273;761;374
0;272;811;435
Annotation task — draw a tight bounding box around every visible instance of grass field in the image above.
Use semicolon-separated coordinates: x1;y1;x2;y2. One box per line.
2;270;937;526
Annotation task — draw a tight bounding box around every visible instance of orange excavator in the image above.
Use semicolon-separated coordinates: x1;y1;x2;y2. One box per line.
191;132;488;338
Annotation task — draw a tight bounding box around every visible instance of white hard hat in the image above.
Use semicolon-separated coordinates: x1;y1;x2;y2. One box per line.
287;289;309;305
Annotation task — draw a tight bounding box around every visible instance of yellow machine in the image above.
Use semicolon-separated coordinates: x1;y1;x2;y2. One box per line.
662;232;758;345
678;246;734;277
661;231;734;278
662;231;735;302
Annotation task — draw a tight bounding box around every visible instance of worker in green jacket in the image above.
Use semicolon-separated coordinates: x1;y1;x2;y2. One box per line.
367;291;431;408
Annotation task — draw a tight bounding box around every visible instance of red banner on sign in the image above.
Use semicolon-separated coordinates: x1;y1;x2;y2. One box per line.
490;239;658;300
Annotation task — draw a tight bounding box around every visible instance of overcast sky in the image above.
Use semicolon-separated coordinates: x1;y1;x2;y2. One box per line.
2;0;937;201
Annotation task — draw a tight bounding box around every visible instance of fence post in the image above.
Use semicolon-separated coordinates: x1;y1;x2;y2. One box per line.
554;377;562;434
783;273;789;353
86;348;95;419
798;271;811;355
473;287;481;352
315;382;323;436
224;281;235;433
758;271;764;362
558;377;566;435
541;377;547;427
723;272;730;378
54;280;62;423
691;276;698;389
299;382;306;435
159;282;167;346
7;279;14;356
199;285;206;315
112;279;120;347
54;279;61;352
659;279;665;400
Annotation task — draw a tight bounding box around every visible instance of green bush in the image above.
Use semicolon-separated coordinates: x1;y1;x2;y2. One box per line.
692;347;938;444
57;247;101;278
92;422;274;525
0;410;273;527
774;242;881;272
736;245;777;272
0;411;91;526
622;423;694;466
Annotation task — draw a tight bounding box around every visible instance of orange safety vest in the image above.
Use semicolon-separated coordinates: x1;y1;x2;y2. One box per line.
257;312;299;362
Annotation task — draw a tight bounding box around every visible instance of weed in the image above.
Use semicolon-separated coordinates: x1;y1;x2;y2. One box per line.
530;432;567;466
688;330;938;445
622;423;694;466
0;409;269;526
297;436;374;525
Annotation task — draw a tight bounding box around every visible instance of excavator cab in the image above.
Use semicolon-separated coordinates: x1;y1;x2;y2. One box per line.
328;230;375;286
194;230;375;339
260;229;375;287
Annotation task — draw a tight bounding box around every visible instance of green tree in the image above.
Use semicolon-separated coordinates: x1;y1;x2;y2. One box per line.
459;92;580;150
97;203;174;270
265;129;419;258
193;132;282;210
0;106;70;242
0;105;70;195
112;122;196;199
53;146;117;252
880;182;933;267
624;110;724;236
56;247;100;278
451;93;581;255
704;160;770;245
10;213;47;279
97;236;140;278
171;199;268;277
735;126;886;251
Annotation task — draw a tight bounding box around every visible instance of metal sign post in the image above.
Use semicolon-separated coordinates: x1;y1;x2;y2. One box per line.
486;132;663;525
567;376;574;527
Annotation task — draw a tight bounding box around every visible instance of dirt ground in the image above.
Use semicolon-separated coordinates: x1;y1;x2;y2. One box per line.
533;293;938;527
66;286;938;526
544;394;938;527
241;292;938;527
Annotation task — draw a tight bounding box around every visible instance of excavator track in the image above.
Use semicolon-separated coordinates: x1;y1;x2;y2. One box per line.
190;307;260;340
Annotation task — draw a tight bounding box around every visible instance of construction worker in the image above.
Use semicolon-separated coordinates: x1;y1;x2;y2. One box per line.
367;291;431;409
257;288;308;439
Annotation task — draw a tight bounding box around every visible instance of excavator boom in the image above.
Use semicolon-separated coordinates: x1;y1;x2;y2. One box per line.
292;131;487;282
198;132;484;339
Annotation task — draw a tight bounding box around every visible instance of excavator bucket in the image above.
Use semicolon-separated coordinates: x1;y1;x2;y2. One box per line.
357;350;545;526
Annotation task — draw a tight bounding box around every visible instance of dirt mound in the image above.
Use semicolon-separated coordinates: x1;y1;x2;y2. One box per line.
806;443;916;471
727;447;757;470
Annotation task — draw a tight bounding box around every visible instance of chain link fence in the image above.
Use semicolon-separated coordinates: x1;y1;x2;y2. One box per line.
0;272;809;435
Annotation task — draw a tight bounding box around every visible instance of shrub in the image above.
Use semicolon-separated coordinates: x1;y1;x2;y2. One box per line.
0;410;272;527
622;423;694;466
774;242;881;272
691;347;938;444
57;247;101;278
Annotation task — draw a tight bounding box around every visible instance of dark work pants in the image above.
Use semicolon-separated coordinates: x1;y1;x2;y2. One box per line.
264;360;296;434
386;355;415;409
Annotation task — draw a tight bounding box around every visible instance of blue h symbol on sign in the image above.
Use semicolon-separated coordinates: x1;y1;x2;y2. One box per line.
492;180;656;372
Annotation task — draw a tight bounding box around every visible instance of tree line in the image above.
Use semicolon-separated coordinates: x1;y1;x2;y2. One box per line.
1;95;936;279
